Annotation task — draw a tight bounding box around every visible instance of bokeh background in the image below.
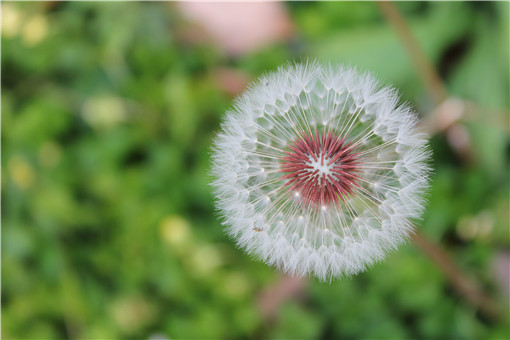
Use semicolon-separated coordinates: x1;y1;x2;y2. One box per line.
2;1;509;339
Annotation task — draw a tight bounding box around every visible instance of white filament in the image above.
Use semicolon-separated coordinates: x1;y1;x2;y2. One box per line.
211;61;431;281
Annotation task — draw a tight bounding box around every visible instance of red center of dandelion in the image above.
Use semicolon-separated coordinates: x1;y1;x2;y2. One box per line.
280;129;361;206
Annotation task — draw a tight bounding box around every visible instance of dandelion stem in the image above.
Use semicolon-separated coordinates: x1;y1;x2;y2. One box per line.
378;1;448;106
411;230;501;320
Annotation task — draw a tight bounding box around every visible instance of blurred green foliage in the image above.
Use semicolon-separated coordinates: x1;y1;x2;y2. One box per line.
2;1;509;339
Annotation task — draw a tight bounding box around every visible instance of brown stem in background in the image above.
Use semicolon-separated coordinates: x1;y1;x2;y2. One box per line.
258;275;308;321
257;1;503;325
411;231;501;320
378;1;501;321
378;1;448;106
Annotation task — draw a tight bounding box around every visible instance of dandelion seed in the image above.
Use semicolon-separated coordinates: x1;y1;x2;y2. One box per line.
211;61;431;281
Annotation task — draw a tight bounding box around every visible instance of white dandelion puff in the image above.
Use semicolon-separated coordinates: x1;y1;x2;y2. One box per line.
211;61;431;281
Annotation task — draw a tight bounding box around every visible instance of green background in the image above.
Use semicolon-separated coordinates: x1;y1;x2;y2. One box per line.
2;1;509;339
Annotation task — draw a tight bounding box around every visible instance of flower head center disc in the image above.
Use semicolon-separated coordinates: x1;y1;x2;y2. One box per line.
280;129;361;206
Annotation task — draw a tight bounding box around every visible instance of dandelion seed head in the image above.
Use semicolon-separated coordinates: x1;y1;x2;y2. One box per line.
211;61;431;281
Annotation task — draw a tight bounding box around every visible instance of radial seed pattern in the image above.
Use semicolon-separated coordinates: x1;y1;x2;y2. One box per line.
211;62;431;281
280;129;360;207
